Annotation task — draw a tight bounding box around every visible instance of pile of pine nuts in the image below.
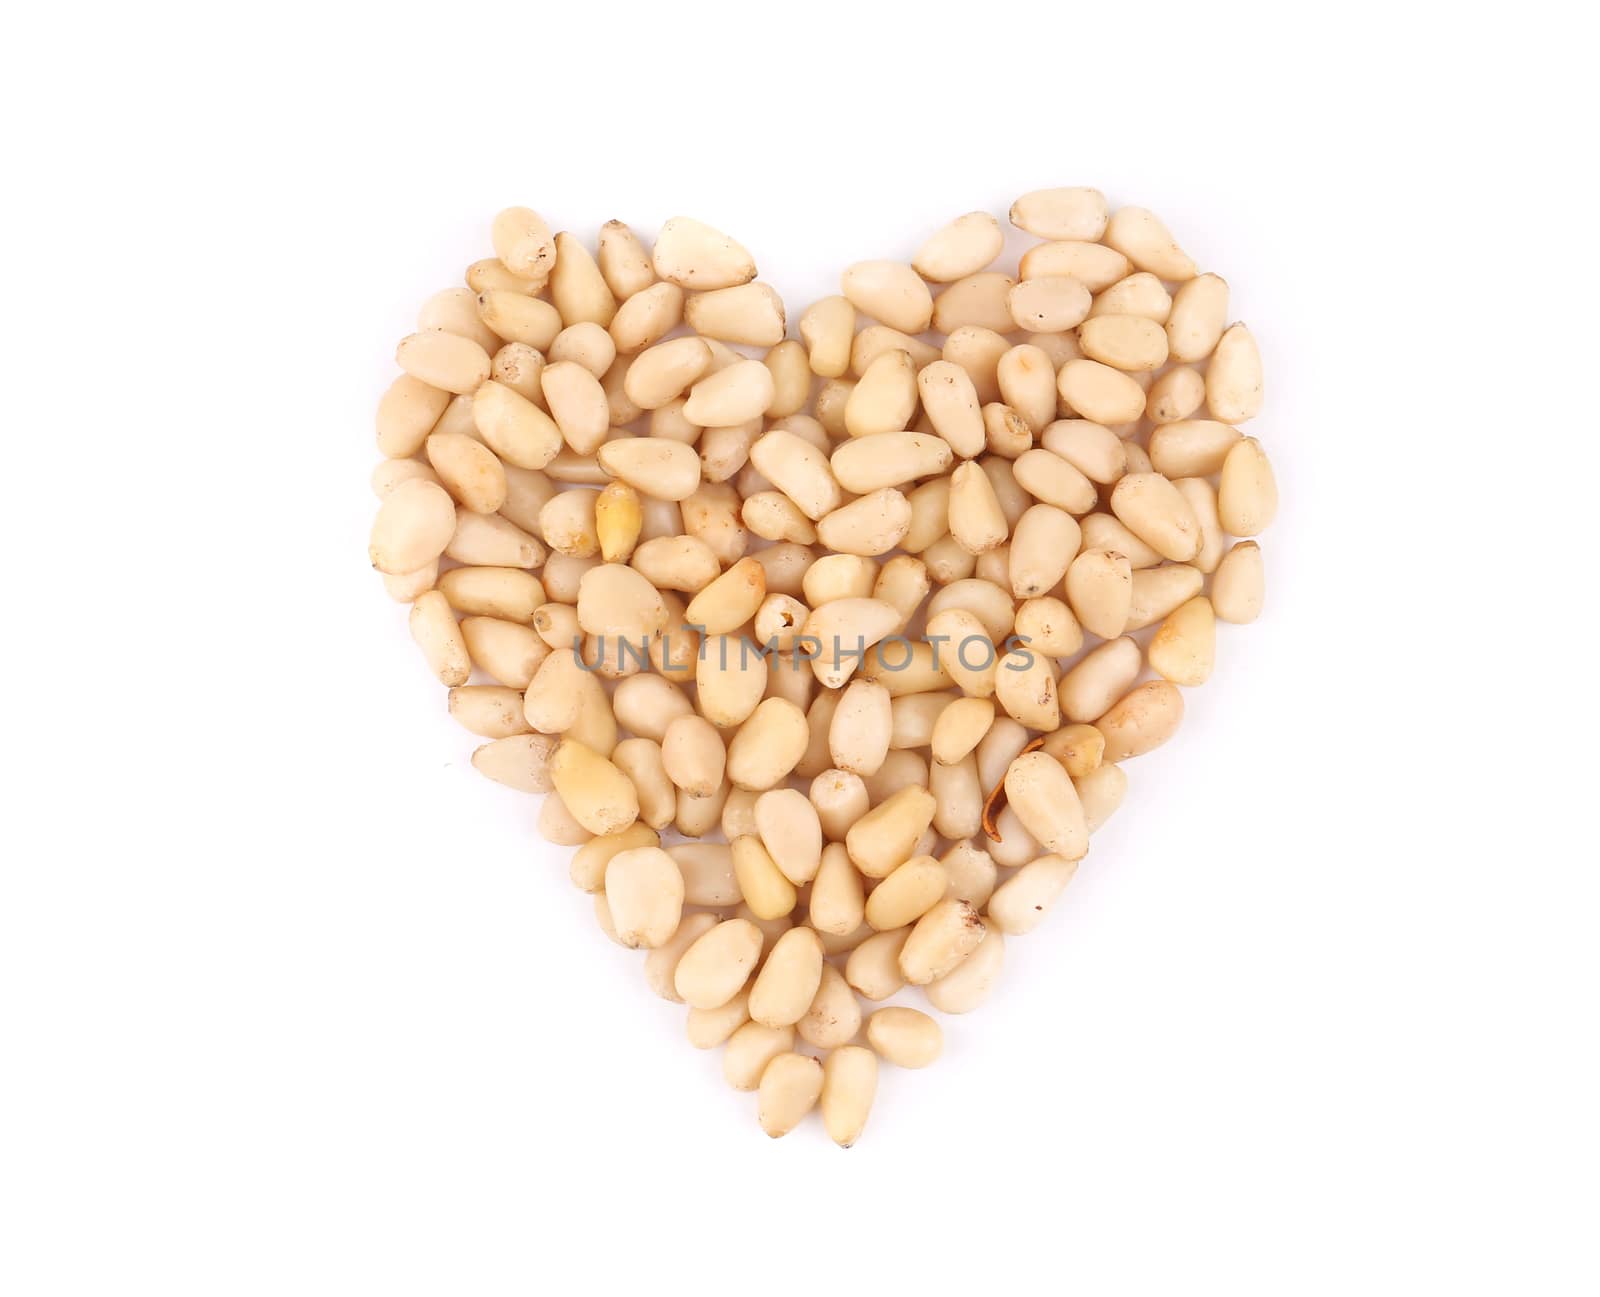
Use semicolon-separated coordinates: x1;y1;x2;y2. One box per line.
370;191;1274;1143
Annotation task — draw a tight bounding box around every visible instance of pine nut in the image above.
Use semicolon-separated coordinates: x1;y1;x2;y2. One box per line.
1009;187;1108;241
1090;272;1173;323
796;963;861;1050
1074;762;1127;833
1109;472;1202;562
550;739;639;836
723;1021;795;1091
1019;241;1131;292
841;260;934;334
652;216;756;291
810;769;870;844
1042;418;1131;485
438;566;544;622
683;281;785;346
476;291;561;350
377;375;451;458
1148;595;1216;686
1079;314;1170;372
1004;752;1089;859
844;927;912;1000
1212;541;1265;623
686;989;750;1050
596;220;655;300
1206;323;1263;423
899;898;986;985
820;1045;878;1146
866;1006;943;1068
845;784;937;878
731;834;797;920
644;912;720;1002
726;698;809;792
924;915;1004;1013
447;510;546;569
798;295;855;378
1103;207;1196;281
450;686;533;740
932;272;1018;335
1057;358;1147;426
463;617;549;690
988;854;1080;935
369;479;457;575
1217;437;1278;536
472;380;563;470
570;823;661;892
1013;595;1083;658
1007;276;1092;333
1060;636;1143;723
749;927;824;1028
914;211;1004;281
601;845;683;948
491;206;556;280
757;1053;824;1138
1096;680;1185;762
992;646;1060;731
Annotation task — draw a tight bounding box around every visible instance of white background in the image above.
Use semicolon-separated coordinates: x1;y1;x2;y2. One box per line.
2;3;1596;1293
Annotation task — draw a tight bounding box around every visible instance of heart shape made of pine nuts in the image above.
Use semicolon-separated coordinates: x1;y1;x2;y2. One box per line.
368;190;1277;1143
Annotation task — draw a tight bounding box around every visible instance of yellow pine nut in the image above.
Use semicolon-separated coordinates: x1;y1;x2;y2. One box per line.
992;645;1060;731
866;1006;943;1068
1007;275;1092;333
601;845;683;948
845;784;937;879
988;854;1080;935
491;206;556;280
1096;680;1184;762
1019;241;1131;292
376;375;450;458
570;823;661;892
369;478;457;575
899;898;986;985
651;216;756;290
731;834;798;920
840;260;933;333
644;912;720;1002
1009;186;1108;240
1060;635;1143;723
1145;365;1205;424
1207;323;1263;423
594;481;642;562
1148;595;1216;686
550;739;639;836
749;927;825;1028
914;211;1004;281
865;856;948;930
1217;437;1278;536
1058;358;1147;425
924;915;1004;1013
437;566;544;622
549;232;616;328
757;1053;824;1138
932;271;1018;334
1004;752;1089;860
1103;206;1196;281
1089;271;1173;323
683;281;786;346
